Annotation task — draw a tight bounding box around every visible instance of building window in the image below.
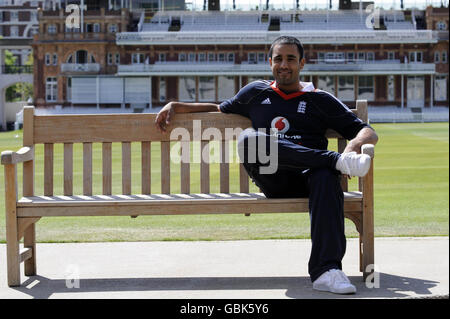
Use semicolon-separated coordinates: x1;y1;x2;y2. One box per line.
208;53;215;62
436;21;447;30
159;77;166;102
159;53;166;63
358;76;374;101
317;76;335;96
434;51;440;63
48;24;57;34
198;76;215;101
115;53;120;65
387;75;395;101
366;52;375;62
188;53;195;62
132;53;144;64
258;52;266;63
347;52;355;62
248;52;256;64
357;52;365;62
10;26;19;37
107;53;113;65
76;50;88;64
45;53;51;65
93;23;100;33
179;53;186;62
388;51;395;60
218;76;235;101
434;75;447;101
409;51;422;63
198;53;206;62
10;11;18;22
218;53;225;62
46;77;58;102
52;53;58;65
108;24;117;33
179;76;196;101
337;76;354;101
442;51;448;63
227;53;234;63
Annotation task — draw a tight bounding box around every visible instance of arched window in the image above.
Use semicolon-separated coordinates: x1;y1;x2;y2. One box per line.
75;50;88;64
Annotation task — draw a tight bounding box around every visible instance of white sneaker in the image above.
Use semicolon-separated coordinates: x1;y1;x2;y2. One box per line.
335;152;371;177
312;269;357;294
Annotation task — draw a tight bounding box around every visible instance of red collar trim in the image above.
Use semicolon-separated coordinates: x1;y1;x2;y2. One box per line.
270;81;306;100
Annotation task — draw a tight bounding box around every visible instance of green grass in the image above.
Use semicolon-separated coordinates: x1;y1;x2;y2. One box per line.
0;122;448;242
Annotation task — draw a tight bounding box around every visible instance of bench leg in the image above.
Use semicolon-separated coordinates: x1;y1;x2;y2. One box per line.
24;223;37;276
6;229;21;287
4;163;21;286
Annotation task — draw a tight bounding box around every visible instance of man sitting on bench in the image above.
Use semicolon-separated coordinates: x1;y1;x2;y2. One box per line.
155;36;378;294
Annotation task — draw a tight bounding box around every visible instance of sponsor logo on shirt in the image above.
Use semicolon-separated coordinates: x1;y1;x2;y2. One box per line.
297;101;307;113
271;116;290;134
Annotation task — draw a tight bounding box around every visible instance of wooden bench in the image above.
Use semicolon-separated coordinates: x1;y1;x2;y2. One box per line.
2;101;375;287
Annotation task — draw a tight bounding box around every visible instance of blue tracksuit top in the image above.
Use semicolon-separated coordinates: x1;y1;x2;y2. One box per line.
219;80;371;150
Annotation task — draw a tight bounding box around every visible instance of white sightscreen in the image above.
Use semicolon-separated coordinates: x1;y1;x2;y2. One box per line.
100;77;124;103
72;77;97;104
125;77;150;103
179;76;196;101
218;76;235;101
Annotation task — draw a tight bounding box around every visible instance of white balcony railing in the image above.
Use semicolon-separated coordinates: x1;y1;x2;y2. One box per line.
61;63;100;73
117;61;436;76
116;30;438;45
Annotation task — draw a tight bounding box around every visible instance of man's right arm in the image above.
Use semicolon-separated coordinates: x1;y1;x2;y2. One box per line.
155;101;220;132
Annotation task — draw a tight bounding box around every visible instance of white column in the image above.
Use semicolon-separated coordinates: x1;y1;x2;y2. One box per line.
401;74;404;109
0;49;3;74
96;76;100;109
430;74;434;108
149;76;152;109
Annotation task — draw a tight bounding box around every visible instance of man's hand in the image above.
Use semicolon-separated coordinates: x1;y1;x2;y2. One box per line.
155;102;175;133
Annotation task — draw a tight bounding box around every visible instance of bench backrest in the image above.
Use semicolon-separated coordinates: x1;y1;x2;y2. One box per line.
22;100;367;197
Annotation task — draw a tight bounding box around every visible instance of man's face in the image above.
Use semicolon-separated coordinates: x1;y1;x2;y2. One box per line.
269;44;305;87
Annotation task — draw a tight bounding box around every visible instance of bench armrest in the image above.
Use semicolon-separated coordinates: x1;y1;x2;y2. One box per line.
361;144;375;158
1;147;34;165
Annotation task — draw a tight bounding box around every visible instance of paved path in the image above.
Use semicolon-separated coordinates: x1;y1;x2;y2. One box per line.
0;237;448;299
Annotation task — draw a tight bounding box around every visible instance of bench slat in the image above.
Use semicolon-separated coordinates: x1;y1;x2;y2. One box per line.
220;140;229;193
239;163;249;193
201;141;209;194
122;142;131;195
83;143;92;196
161;141;170;194
44;143;53;196
141;141;151;194
32;112;359;144
64;143;73;196
102;142;112;195
180;141;190;194
16;192;363;217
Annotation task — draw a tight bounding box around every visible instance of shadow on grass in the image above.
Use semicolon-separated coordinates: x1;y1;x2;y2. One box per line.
12;272;440;299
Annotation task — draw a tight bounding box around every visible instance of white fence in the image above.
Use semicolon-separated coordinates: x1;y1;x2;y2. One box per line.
368;106;449;123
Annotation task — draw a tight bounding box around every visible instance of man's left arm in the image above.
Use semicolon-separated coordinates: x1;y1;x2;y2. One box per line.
343;127;378;154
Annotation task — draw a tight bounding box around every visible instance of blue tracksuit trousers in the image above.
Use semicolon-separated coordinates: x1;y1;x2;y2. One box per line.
237;128;346;282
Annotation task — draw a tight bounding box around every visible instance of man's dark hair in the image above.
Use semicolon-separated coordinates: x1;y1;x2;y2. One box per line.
268;36;304;61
